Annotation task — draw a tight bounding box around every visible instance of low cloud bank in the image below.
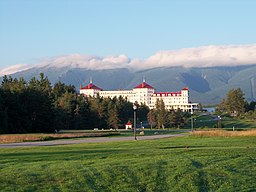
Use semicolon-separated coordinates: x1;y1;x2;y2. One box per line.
37;54;131;70
0;64;33;76
1;44;256;76
131;44;256;70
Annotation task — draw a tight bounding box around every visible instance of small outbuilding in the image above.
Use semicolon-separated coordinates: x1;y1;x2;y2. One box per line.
125;121;132;130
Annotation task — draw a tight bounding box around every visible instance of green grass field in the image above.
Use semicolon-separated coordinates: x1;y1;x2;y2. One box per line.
0;136;256;192
188;114;256;129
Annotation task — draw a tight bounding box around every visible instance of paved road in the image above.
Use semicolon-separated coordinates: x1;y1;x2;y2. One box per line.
0;134;185;148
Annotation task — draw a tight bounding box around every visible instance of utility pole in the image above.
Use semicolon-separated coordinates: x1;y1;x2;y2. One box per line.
133;104;137;140
191;110;194;132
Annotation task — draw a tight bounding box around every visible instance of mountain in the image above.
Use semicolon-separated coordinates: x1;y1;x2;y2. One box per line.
2;44;256;104
2;64;256;104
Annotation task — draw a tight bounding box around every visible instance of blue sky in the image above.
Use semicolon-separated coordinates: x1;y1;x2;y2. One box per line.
1;0;256;69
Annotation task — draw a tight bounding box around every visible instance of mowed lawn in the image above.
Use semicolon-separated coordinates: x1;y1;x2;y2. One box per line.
0;136;256;192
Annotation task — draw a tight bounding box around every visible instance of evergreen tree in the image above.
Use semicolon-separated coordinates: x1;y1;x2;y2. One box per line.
88;95;108;128
175;108;185;128
1;75;11;90
0;90;8;133
0;75;55;133
137;103;150;123
169;109;177;128
39;73;51;94
218;88;246;116
155;99;168;129
245;101;256;112
72;96;91;129
55;92;76;129
52;81;76;99
116;96;133;126
0;74;142;133
1;77;27;133
147;109;156;129
107;101;120;129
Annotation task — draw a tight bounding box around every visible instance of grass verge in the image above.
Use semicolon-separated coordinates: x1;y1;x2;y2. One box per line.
192;129;256;137
0;129;187;144
0;132;120;144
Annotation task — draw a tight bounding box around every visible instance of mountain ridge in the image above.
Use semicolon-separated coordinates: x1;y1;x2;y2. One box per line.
2;64;256;105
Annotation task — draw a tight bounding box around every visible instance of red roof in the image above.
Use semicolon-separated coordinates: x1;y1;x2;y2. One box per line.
182;87;189;91
80;83;103;90
134;82;154;89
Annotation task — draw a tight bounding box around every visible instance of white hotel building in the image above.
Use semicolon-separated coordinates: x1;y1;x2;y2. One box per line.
80;80;198;112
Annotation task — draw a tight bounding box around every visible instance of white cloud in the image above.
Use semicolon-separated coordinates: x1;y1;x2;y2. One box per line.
0;64;33;76
130;44;256;70
37;54;130;70
1;44;256;76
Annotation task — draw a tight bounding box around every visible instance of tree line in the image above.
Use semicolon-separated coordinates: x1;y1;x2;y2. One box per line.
217;88;256;119
0;73;152;134
147;99;189;129
0;73;191;134
2;73;255;134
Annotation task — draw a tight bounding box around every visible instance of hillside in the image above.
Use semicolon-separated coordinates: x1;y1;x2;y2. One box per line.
2;64;256;104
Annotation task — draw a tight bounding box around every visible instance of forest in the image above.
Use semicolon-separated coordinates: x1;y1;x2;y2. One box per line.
0;73;214;134
0;73;151;133
2;73;256;134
